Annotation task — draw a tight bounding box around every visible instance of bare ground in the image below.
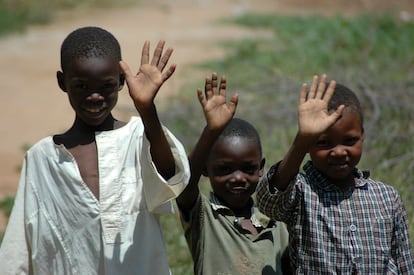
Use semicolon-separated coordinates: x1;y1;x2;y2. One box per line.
0;0;413;231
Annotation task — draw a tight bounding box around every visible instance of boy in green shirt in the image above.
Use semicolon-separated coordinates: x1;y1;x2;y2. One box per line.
177;73;289;274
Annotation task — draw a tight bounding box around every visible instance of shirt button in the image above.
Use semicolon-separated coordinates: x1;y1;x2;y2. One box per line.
349;224;357;232
353;256;362;263
234;218;239;224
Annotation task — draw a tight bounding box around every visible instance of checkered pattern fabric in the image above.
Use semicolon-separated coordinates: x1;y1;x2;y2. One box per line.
256;161;414;274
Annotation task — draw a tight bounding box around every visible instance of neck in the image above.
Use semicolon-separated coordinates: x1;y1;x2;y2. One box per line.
72;114;118;132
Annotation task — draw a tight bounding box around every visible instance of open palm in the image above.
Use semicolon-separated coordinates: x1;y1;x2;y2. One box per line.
298;75;344;136
120;40;175;111
199;73;238;131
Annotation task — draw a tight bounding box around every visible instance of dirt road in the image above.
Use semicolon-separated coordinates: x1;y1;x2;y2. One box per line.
0;0;413;231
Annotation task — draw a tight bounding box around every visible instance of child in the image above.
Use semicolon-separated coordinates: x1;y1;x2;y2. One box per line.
256;74;414;274
0;26;190;274
176;72;289;275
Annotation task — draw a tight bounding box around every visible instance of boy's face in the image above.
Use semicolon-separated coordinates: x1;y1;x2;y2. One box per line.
205;136;264;210
57;56;122;127
309;110;364;187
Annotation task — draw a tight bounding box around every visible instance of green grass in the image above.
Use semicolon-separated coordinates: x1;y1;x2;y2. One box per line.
1;8;414;273
162;12;414;272
0;0;135;36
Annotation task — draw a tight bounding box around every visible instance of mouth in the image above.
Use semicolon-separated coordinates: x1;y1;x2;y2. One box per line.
328;162;350;171
228;186;249;195
83;105;107;114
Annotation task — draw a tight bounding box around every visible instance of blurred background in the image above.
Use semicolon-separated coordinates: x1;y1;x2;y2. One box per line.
1;0;413;273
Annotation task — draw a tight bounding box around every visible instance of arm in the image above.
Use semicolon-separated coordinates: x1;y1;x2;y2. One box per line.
392;192;414;273
0;159;31;274
268;74;344;190
176;72;238;212
119;40;176;180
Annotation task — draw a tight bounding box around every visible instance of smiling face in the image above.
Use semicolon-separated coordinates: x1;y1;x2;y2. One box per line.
205;136;264;211
58;56;122;127
309;109;364;188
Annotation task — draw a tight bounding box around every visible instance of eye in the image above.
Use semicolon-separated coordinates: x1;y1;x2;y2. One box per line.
343;137;360;146
103;82;117;91
315;139;330;148
213;165;233;176
74;83;88;90
243;165;259;175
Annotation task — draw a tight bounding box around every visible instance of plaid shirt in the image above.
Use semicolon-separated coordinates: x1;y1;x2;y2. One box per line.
256;161;414;274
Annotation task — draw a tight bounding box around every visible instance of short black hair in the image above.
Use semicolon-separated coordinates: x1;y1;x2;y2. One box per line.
217;117;262;155
328;83;364;125
60;26;121;71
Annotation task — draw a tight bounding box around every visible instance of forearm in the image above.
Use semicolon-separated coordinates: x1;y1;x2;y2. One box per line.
177;126;222;211
269;133;315;190
139;103;175;180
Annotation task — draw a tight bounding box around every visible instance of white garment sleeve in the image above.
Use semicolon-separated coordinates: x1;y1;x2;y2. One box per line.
0;158;32;274
141;125;190;212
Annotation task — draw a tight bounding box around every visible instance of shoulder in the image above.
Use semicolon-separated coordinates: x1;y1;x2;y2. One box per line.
26;136;55;155
362;177;403;209
365;177;399;196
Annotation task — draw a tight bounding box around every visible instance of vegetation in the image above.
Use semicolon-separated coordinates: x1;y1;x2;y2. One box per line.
0;4;413;273
0;0;134;36
161;12;414;273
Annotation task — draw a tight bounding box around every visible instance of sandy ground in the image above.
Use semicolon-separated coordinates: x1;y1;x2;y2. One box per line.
0;0;413;231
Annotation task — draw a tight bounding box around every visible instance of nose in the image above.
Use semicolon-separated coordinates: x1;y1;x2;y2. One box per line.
229;170;247;183
330;145;347;157
87;91;105;101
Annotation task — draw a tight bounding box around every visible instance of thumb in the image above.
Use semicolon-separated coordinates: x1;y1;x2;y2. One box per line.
119;61;133;83
229;93;239;114
330;104;345;122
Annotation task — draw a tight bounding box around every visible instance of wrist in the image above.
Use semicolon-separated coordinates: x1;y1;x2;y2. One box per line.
294;132;318;149
136;102;156;117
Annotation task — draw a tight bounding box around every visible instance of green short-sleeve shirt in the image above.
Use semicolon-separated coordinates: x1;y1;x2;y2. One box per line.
180;192;289;275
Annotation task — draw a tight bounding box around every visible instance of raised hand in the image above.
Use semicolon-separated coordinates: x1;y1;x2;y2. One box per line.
298;74;344;137
198;72;238;131
119;40;175;111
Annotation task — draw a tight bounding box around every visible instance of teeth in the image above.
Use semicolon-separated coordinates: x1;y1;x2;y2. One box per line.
85;107;102;113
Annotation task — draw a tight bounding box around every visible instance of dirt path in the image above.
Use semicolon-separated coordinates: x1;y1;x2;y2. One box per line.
0;0;413;231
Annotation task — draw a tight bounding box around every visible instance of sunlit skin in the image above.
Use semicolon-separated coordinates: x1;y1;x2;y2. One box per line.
54;56;124;199
204;136;264;217
53;40;176;200
309;109;364;189
57;56;124;130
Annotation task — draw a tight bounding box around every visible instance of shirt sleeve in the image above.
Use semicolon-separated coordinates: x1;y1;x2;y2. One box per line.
0;158;32;274
392;190;414;273
256;163;301;224
141;125;190;212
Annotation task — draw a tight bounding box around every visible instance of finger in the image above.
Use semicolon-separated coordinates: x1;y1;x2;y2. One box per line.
219;75;227;96
211;72;218;95
329;104;345;123
308;75;318;99
315;74;327;99
205;76;212;99
299;83;307;104
228;93;239;114
162;64;176;82
119;61;133;82
197;88;206;107
151;40;165;66
141;41;150;66
158;47;173;72
323;80;337;103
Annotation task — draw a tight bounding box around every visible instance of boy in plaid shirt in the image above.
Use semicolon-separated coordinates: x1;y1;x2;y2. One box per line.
256;74;414;274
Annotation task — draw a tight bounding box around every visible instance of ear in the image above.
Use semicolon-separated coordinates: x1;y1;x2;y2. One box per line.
201;166;208;177
117;73;125;92
361;127;365;141
259;158;266;177
56;71;67;93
